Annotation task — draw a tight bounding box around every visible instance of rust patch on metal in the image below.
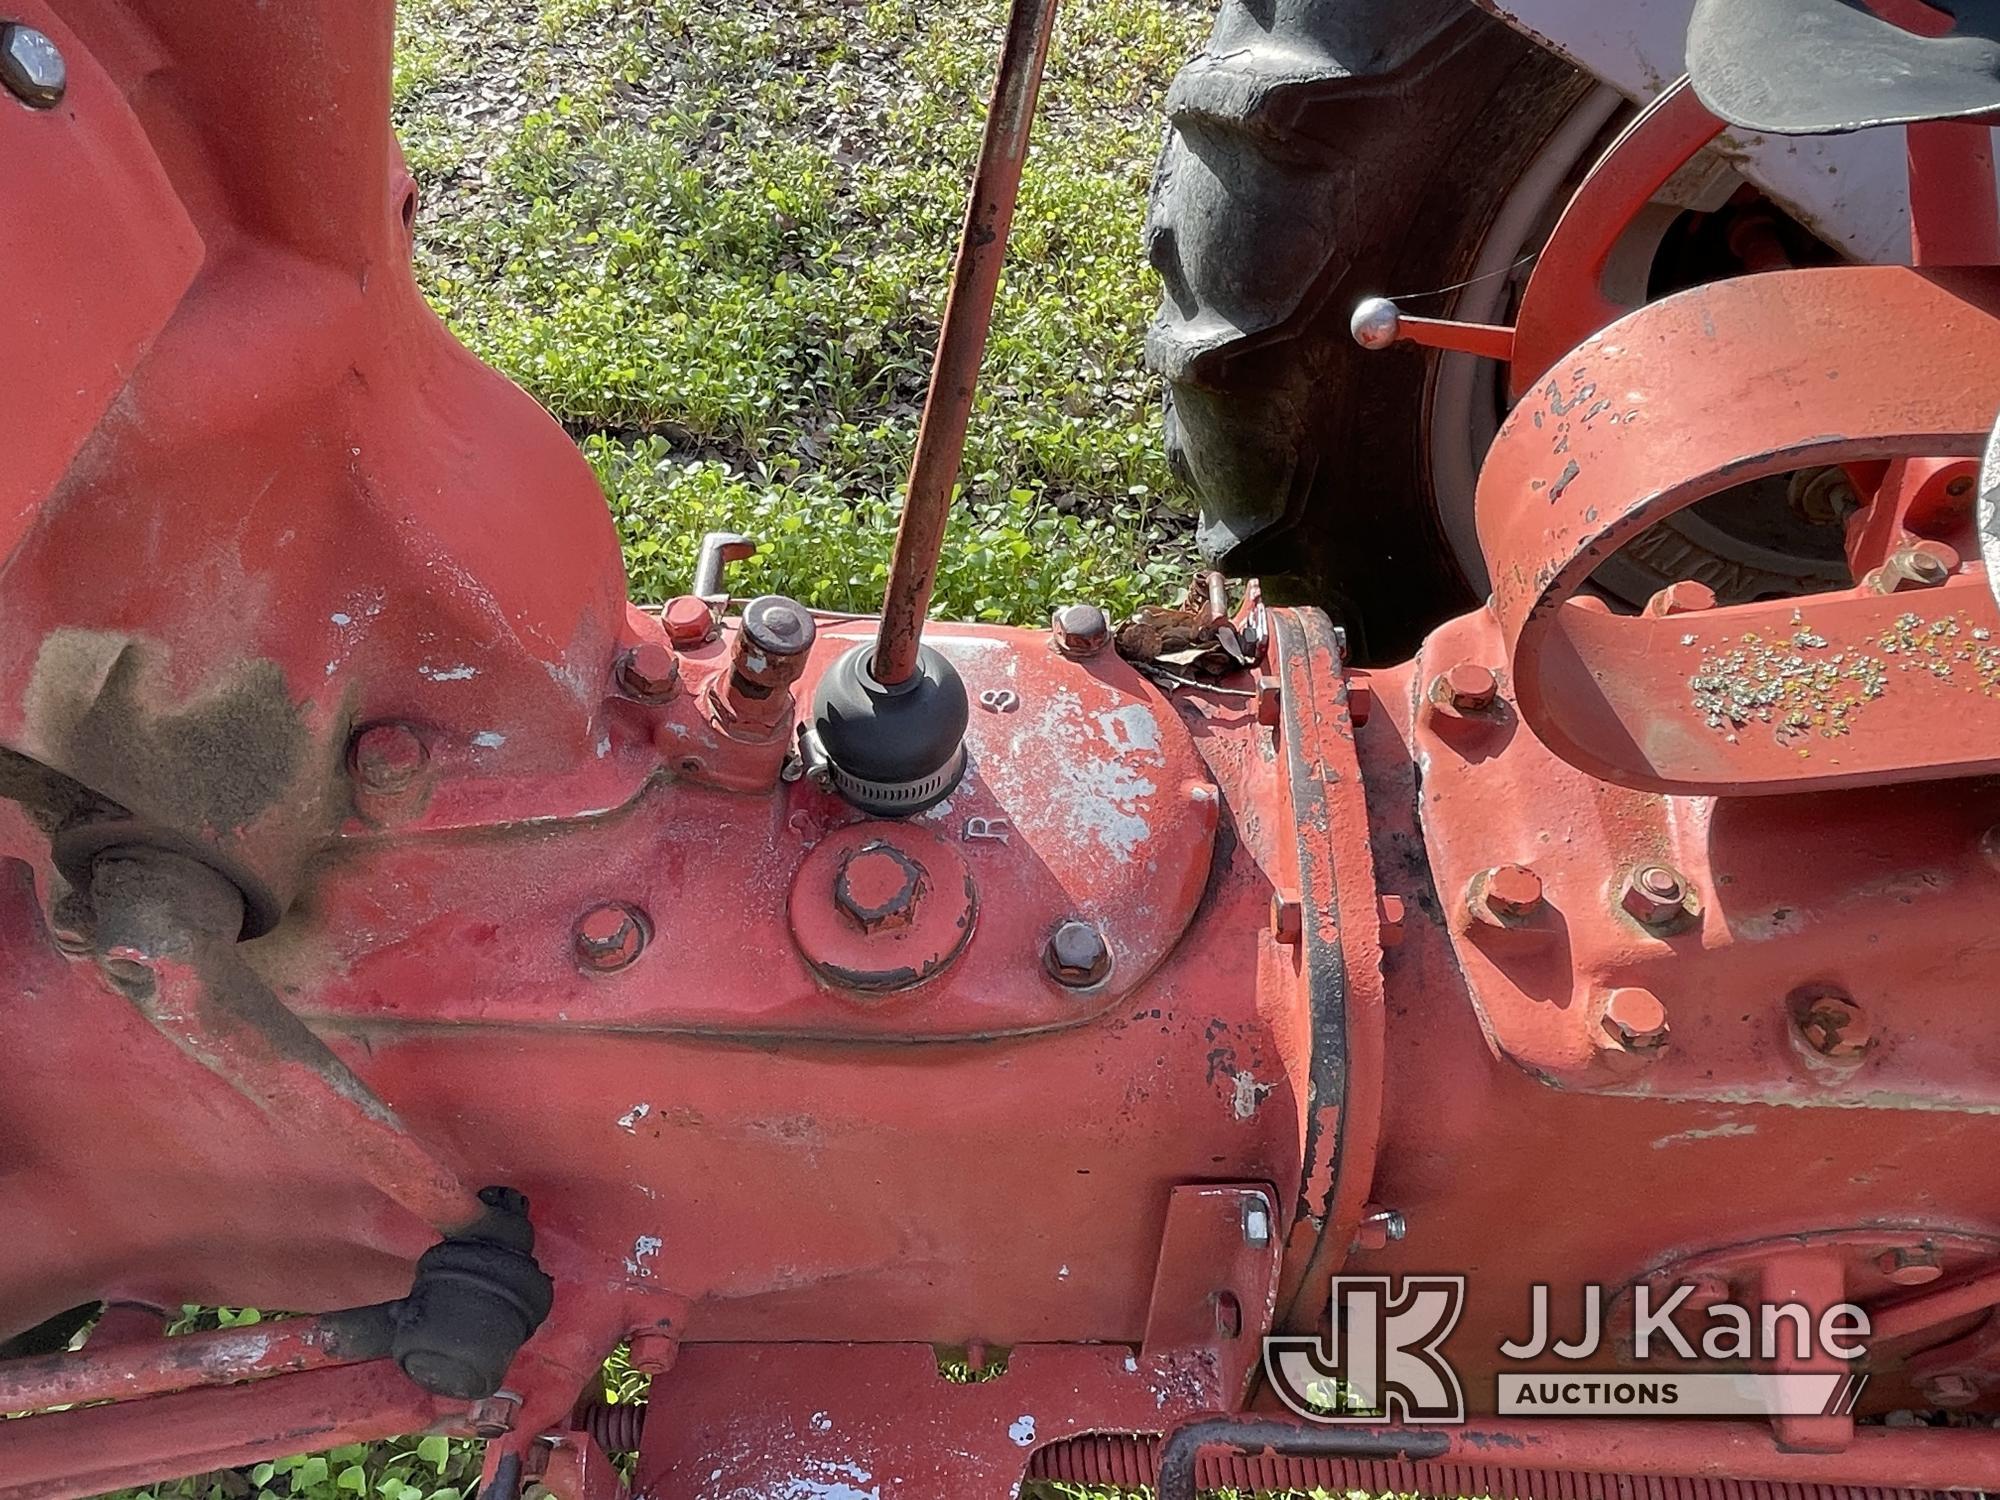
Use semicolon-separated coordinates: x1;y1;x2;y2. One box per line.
25;629;309;834
1689;609;2000;745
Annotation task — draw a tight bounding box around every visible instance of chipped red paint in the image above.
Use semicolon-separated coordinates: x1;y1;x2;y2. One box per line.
3;6;2000;1494
1480;267;2000;795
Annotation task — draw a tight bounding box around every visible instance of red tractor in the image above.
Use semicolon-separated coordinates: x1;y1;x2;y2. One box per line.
1;1;1998;1496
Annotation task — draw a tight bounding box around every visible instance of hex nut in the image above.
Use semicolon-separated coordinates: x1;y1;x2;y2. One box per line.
833;842;925;934
468;1390;521;1439
1050;603;1111;658
349;722;428;795
1794;988;1872;1061
662;595;714;646
618;642;680;701
1866;539;1960;594
1621;864;1694;927
1600;987;1670;1052
1435;662;1498;712
1;24;65;108
1044;919;1111;988
1475;864;1544;922
574;902;648;973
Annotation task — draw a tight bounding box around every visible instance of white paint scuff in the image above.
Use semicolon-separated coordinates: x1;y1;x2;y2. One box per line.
624;1233;663;1278
1651;1122;1758;1150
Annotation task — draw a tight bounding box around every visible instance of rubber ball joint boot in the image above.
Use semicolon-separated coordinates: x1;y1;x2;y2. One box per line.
391;1185;555;1400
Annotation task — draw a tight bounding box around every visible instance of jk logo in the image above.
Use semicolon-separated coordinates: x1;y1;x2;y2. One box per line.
1265;1275;1468;1423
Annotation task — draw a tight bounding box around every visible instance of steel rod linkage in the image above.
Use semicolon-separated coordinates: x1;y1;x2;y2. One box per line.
0;1305;397;1415
872;0;1058;686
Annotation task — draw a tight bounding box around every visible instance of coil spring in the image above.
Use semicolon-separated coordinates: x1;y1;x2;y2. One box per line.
1025;1435;1940;1500
570;1398;647;1454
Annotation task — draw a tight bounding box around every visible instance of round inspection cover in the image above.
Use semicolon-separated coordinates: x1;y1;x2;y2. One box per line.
787;821;976;994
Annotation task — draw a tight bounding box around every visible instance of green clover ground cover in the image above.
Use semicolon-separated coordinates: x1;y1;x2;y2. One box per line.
394;0;1205;621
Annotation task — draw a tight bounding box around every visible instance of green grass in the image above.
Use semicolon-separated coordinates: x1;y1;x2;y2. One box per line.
393;0;1205;620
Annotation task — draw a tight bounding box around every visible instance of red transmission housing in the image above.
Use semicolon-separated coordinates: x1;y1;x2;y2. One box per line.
3;5;2000;1499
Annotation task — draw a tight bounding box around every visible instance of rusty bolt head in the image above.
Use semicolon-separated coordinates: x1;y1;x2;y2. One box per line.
626;1329;679;1376
349;722;428;795
468;1389;521;1439
0;24;65;108
1908;539;1960;578
1869;539;1960;593
1621;864;1691;926
1044;919;1112;988
574;902;648;973
727;595;817;700
1644;581;1717;618
1428;661;1498;714
1789;467;1861;527
1923;1372;1979;1408
1600;987;1670;1051
741;594;816;659
1050;603;1111;658
618;641;680;702
1946;473;1976;498
662;594;714;646
833;841;925;934
1477;864;1544;921
1878;1246;1944;1286
1795;989;1872;1061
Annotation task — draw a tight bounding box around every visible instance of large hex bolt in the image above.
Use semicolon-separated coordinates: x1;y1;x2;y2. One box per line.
573;902;648;973
1471;863;1544;924
662;595;714;647
1044;919;1112;988
833;841;925;934
1429;662;1498;714
0;24;65;108
468;1390;522;1439
1794;988;1872;1061
349;722;429;795
1621;864;1693;927
617;641;681;702
1051;604;1111;658
1865;539;1960;594
1600;987;1670;1053
1644;581;1716;618
714;595;816;733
